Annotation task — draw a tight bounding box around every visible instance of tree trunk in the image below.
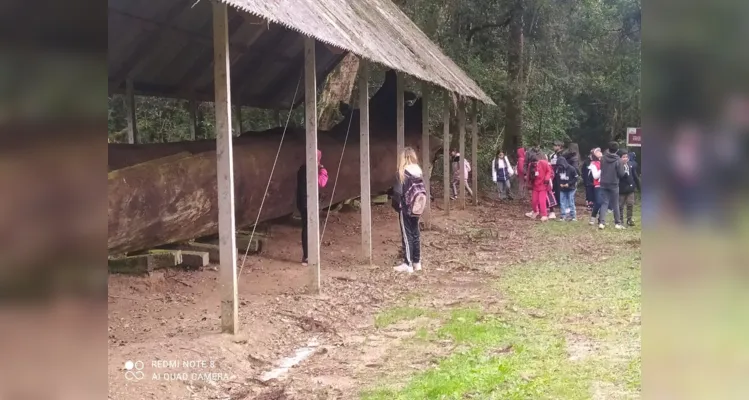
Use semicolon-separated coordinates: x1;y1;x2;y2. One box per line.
108;71;441;254
502;0;525;153
317;53;360;130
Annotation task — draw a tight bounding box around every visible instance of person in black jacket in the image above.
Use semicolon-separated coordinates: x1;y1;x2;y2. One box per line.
618;152;641;226
598;142;627;229
557;155;579;221
391;147;424;273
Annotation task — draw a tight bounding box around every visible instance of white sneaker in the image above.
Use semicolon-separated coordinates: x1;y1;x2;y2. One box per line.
548;212;557;220
615;224;625;230
413;262;422;271
525;211;537;219
589;217;596;225
394;263;413;273
598;223;605;230
540;216;549;222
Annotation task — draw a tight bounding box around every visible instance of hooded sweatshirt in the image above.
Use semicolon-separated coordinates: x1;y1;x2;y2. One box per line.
557;157;578;191
599;151;626;189
296;150;329;210
516;148;526;178
530;158;553;191
492;155;514;182
391;164;424;212
619;157;642;194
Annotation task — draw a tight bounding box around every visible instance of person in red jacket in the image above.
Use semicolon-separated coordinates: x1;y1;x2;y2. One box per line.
525;153;553;221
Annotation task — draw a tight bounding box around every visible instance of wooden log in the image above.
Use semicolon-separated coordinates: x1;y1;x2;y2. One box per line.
107;71;441;254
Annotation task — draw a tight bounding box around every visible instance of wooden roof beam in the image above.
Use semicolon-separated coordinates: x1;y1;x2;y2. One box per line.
109;1;193;90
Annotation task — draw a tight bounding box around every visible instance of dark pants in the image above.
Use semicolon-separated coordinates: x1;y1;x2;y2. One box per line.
550;179;560;211
300;208;308;260
619;192;635;221
585;185;595;205
599;186;621;225
398;209;421;265
591;187;603;218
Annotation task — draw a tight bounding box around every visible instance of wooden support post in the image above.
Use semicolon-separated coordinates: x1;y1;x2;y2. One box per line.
421;81;431;229
396;71;405;162
443;92;451;215
188;99;198;140
213;2;238;334
125;78;138;144
471;100;479;205
359;61;372;264
235;104;243;134
304;36;321;293
458;98;466;209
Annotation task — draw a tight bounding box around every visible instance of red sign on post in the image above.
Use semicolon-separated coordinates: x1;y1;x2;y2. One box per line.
626;127;641;147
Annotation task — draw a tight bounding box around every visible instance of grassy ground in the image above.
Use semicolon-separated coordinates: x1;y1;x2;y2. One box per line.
361;214;642;399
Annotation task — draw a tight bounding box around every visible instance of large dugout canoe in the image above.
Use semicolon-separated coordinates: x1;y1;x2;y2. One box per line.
108;71;441;254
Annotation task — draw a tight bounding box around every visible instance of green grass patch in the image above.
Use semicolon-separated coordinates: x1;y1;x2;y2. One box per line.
362;222;641;399
375;306;432;328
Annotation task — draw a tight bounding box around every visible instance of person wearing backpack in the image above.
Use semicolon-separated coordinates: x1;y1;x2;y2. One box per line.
491;150;515;200
391;147;426;273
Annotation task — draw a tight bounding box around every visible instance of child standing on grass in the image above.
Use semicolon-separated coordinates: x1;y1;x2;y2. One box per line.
588;148;603;225
526;153;553;221
492;150;514;200
557;155;579;221
618;152;641;226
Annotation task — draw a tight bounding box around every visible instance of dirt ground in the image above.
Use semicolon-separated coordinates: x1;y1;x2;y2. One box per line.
108;195;546;400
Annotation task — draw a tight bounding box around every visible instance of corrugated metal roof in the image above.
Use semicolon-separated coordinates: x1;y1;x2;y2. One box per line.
108;0;494;108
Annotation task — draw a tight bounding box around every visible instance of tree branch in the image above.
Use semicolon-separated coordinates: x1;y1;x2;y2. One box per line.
466;13;512;44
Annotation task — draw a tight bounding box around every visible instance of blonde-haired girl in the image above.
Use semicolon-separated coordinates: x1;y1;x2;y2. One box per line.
391;147;424;273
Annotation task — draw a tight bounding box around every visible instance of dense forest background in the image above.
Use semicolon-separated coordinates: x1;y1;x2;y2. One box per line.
108;0;641;181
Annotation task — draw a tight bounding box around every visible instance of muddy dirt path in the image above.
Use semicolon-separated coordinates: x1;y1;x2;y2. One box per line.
108;197;543;400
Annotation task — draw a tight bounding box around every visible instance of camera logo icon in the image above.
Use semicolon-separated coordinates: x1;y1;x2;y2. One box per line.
124;360;145;381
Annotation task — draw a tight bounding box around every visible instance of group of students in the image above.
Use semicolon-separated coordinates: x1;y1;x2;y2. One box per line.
296;142;640;274
512;140;641;228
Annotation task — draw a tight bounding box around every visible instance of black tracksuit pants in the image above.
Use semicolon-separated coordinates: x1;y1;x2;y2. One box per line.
398;209;421;265
300;208;308;260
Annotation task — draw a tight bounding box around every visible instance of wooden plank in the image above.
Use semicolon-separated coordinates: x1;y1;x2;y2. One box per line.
396;71;405;162
305;36;321;294
213;2;239;335
188;99;198;140
471;100;479;205
125;78;138;144
421;81;431;229
359;61;372;264
458;98;466;209
443;92;451;215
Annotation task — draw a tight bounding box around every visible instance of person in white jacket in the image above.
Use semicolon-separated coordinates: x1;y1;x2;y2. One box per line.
491;150;515;200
